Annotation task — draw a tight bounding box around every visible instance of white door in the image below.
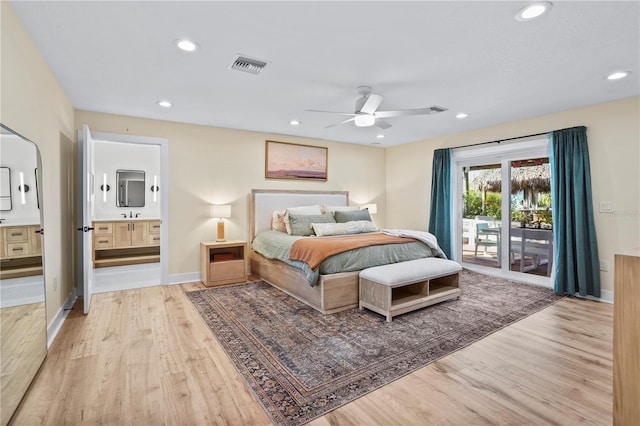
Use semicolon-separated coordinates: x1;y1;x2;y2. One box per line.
80;125;95;313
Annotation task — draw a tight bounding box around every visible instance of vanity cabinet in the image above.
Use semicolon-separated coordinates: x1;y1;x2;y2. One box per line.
114;221;148;247
0;225;43;279
92;220;160;267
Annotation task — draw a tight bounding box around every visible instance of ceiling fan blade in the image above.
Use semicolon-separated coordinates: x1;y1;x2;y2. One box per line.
360;94;383;114
374;106;448;118
375;118;392;129
325;117;356;128
306;109;357;116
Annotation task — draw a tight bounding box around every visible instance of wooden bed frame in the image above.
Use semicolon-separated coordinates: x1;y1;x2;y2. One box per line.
249;189;360;314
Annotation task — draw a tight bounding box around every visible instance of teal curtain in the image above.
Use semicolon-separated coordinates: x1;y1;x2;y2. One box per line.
549;126;600;297
428;148;452;259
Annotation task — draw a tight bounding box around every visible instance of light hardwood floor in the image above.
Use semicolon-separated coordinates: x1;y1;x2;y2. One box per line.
11;283;613;425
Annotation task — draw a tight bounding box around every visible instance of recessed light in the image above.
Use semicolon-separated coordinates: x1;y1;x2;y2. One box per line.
176;39;198;52
456;113;468;119
157;100;172;108
515;2;552;21
376;134;385;139
607;71;630;80
290;120;301;126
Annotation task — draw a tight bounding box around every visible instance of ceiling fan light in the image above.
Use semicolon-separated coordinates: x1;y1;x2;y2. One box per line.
354;114;375;127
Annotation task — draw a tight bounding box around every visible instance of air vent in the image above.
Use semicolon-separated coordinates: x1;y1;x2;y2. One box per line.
230;56;268;75
428;106;448;114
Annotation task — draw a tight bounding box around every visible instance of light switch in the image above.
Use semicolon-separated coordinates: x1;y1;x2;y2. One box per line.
599;201;613;213
599;259;609;271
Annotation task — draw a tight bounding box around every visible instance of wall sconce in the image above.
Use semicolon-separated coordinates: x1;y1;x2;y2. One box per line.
211;204;231;242
151;175;159;202
360;203;378;215
18;172;30;205
100;173;110;202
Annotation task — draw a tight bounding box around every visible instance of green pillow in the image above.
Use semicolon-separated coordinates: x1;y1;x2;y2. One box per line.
288;212;335;236
334;209;371;223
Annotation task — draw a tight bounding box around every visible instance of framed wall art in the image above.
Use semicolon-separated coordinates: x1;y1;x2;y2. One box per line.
265;140;327;181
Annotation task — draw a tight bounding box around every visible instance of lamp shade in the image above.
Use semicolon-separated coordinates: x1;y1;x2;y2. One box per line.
361;203;377;215
211;204;231;219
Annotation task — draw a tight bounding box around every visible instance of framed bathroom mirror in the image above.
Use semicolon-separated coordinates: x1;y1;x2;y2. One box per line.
116;169;145;207
0;167;12;211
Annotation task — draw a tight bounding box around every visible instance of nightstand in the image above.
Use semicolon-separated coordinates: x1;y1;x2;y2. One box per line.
200;240;248;287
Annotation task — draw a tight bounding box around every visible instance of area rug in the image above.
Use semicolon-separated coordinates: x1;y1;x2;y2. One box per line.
185;269;563;425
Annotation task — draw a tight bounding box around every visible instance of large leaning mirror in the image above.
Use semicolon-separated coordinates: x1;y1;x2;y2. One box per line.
0;123;47;426
116;169;145;207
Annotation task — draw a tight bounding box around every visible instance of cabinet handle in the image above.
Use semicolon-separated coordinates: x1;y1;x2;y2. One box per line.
128;224;130;231
99;240;108;243
13;247;23;252
133;224;135;231
99;227;108;230
11;232;23;237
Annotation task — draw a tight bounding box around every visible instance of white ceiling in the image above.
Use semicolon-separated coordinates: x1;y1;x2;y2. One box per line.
10;1;640;147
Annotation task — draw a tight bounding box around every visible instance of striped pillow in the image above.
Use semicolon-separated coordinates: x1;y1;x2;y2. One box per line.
311;220;378;237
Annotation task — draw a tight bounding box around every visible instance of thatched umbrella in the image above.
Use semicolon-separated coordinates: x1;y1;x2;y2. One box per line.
471;163;551;210
472;164;550;193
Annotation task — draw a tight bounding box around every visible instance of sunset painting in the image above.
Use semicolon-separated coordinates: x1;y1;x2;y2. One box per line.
265;140;328;181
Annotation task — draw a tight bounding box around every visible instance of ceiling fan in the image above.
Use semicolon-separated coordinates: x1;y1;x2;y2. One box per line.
306;86;447;129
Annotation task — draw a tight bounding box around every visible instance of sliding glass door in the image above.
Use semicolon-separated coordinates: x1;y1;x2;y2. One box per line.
454;139;553;284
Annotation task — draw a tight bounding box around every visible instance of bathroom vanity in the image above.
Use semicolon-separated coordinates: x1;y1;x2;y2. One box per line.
92;219;160;267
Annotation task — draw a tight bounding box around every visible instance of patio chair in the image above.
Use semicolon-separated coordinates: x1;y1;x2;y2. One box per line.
474;222;499;261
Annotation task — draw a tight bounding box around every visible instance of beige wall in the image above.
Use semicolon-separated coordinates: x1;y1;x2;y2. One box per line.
387;96;640;293
1;2;76;326
74;111;386;276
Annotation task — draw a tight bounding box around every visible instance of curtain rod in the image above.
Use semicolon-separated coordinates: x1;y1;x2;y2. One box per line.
451;131;549;150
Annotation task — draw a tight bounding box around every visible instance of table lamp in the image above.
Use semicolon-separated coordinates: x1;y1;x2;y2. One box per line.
211;204;231;241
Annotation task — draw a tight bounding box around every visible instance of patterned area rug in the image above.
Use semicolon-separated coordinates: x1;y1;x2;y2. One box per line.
186;270;563;425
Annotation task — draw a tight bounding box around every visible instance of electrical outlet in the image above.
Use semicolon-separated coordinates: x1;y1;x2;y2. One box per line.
599;201;613;213
53;276;58;291
599;260;609;272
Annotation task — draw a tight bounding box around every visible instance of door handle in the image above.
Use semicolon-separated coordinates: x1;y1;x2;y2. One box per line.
35;229;44;235
76;226;95;232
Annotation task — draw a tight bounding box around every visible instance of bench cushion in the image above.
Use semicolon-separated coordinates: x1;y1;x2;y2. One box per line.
360;258;462;286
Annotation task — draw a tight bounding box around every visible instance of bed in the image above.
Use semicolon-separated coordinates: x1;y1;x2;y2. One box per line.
249;189;444;314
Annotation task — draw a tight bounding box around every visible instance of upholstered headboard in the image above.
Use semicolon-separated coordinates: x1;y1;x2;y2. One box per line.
250;189;349;241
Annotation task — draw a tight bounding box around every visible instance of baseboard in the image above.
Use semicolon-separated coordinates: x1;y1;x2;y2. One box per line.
169;272;200;285
574;289;613;304
47;288;77;349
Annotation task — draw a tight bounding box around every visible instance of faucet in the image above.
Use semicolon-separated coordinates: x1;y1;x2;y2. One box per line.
129;211;133;218
135;213;141;218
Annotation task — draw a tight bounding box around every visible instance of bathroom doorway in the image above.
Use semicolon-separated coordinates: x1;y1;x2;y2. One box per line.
77;125;168;312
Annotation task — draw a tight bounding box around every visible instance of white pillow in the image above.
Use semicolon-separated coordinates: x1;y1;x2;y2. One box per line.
321;204;360;214
271;210;287;233
283;205;323;234
311;220;378;237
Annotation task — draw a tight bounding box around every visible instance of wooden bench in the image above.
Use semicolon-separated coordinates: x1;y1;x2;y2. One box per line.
359;258;462;322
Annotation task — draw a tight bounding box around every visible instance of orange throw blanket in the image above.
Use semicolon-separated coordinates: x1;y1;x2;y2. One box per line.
289;233;417;270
